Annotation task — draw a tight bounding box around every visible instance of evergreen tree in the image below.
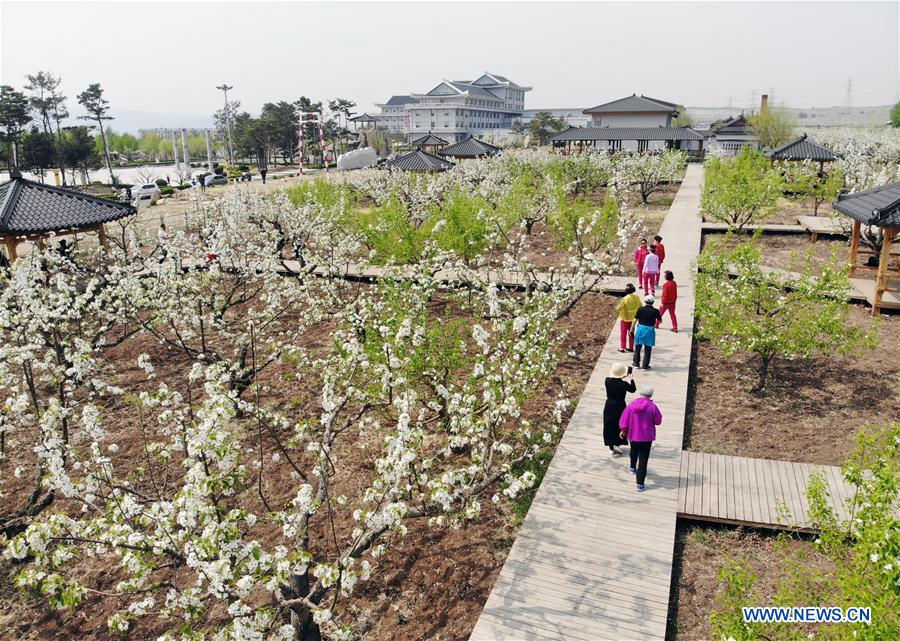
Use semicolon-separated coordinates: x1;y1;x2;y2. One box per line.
77;83;116;184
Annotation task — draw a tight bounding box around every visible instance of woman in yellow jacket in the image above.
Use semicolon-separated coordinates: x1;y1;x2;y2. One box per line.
616;283;642;353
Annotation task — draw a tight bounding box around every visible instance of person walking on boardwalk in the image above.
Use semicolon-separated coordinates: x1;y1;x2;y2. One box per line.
260;167;268;184
631;295;662;370
604;363;636;455
616;284;642;353
652;235;665;266
619;386;662;491
634;239;649;281
657;270;678;333
642;245;661;295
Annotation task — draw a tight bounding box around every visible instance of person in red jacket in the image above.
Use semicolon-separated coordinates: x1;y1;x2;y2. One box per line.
657;270;678;332
653;235;666;265
634;239;649;280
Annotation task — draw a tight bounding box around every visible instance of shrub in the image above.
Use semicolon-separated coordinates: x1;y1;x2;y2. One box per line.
154;178;168;187
176;183;191;190
694;234;875;392
701;148;782;229
160;186;175;196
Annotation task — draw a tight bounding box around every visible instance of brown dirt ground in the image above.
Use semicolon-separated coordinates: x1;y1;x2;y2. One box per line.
0;281;619;641
688;305;899;465
671;523;833;641
514;184;674;273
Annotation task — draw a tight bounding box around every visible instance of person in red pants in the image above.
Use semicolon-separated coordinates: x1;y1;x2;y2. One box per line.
657;270;678;332
616;283;642;352
634;239;649;282
642;245;661;295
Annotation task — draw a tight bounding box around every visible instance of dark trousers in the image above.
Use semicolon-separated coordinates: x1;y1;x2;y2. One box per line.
158;247;168;264
633;344;652;368
630;441;653;485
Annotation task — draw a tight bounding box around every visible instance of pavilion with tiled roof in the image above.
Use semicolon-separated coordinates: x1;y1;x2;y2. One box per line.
439;135;502;159
0;173;136;261
383;150;455;172
833;182;900;313
409;133;448;154
765;133;839;169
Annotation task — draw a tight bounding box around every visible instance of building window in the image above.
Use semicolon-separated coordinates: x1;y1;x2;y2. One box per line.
444;121;449;127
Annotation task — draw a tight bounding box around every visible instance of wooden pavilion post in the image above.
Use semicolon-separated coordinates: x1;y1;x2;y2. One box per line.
872;228;895;315
97;224;109;254
3;236;17;263
848;219;861;278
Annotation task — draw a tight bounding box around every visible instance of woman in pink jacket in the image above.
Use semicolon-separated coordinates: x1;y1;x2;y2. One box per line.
619;386;663;492
634;239;649;281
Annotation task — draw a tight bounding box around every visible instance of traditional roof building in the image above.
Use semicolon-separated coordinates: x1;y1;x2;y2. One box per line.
383;150;455;172
349;113;381;130
410;133;448;154
439;135;502;159
549;125;705;155
0;174;136;261
709;114;757;156
376;73;530;143
833;182;900;313
583;95;680;128
765;134;839;163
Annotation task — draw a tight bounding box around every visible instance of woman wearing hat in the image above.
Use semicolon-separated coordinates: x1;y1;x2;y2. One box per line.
603;362;636;455
631;295;662;370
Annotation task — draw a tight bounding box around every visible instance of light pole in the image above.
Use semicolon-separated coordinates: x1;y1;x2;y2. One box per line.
216;84;236;166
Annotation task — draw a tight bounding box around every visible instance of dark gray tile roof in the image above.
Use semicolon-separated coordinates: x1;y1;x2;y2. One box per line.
439;136;502;158
714;115;751;135
833;182;900;228
764;134;839;161
427;82;459;97
384;150;455;172
550;126;705;142
454;83;503;99
0;177;136;236
583;94;679;115
350;112;380;121
410;134;448;146
386;95;414;106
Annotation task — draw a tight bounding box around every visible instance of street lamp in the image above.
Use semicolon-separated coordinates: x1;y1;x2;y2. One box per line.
216;84;236;166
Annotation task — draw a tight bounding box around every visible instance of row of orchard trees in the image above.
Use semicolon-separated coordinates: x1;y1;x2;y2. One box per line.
703;127;900;227
0;149;661;640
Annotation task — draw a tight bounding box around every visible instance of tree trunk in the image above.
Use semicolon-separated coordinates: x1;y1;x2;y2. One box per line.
753;355;772;393
97;119;116;186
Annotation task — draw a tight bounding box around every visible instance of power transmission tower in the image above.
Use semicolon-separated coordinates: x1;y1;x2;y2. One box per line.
749;89;758;110
845;77;853;109
726;96;734;110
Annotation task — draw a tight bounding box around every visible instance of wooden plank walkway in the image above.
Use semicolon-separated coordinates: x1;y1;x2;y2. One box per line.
724;263;900;310
796;215;847;242
141;258;637;294
469;165;705;641
677;452;857;531
701;222;806;233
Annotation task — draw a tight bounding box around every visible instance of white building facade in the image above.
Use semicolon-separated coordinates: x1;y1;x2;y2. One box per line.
376;72;531;142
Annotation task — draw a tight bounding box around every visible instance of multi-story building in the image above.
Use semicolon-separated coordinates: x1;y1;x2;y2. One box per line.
376;72;531;142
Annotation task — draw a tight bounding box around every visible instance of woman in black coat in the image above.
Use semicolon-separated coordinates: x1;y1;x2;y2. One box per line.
604;362;636;455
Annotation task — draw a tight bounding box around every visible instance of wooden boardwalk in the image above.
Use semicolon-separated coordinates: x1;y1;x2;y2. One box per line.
677;452;856;531
701;222;806;233
469;165;705;641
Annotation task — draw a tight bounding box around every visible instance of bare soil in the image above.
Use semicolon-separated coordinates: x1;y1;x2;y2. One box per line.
687;306;899;465
671;523;832;641
0;282;619;641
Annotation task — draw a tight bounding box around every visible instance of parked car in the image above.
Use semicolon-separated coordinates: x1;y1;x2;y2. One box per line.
133;183;161;200
191;172;228;188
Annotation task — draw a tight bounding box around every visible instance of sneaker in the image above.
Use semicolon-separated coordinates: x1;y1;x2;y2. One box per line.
671;328;678;333
628;466;637;474
617;348;626;353
636;484;646;492
643;365;652;370
625;348;634;353
611;447;623;456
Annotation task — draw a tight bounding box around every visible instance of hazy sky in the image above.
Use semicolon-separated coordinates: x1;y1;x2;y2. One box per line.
2;1;898;131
